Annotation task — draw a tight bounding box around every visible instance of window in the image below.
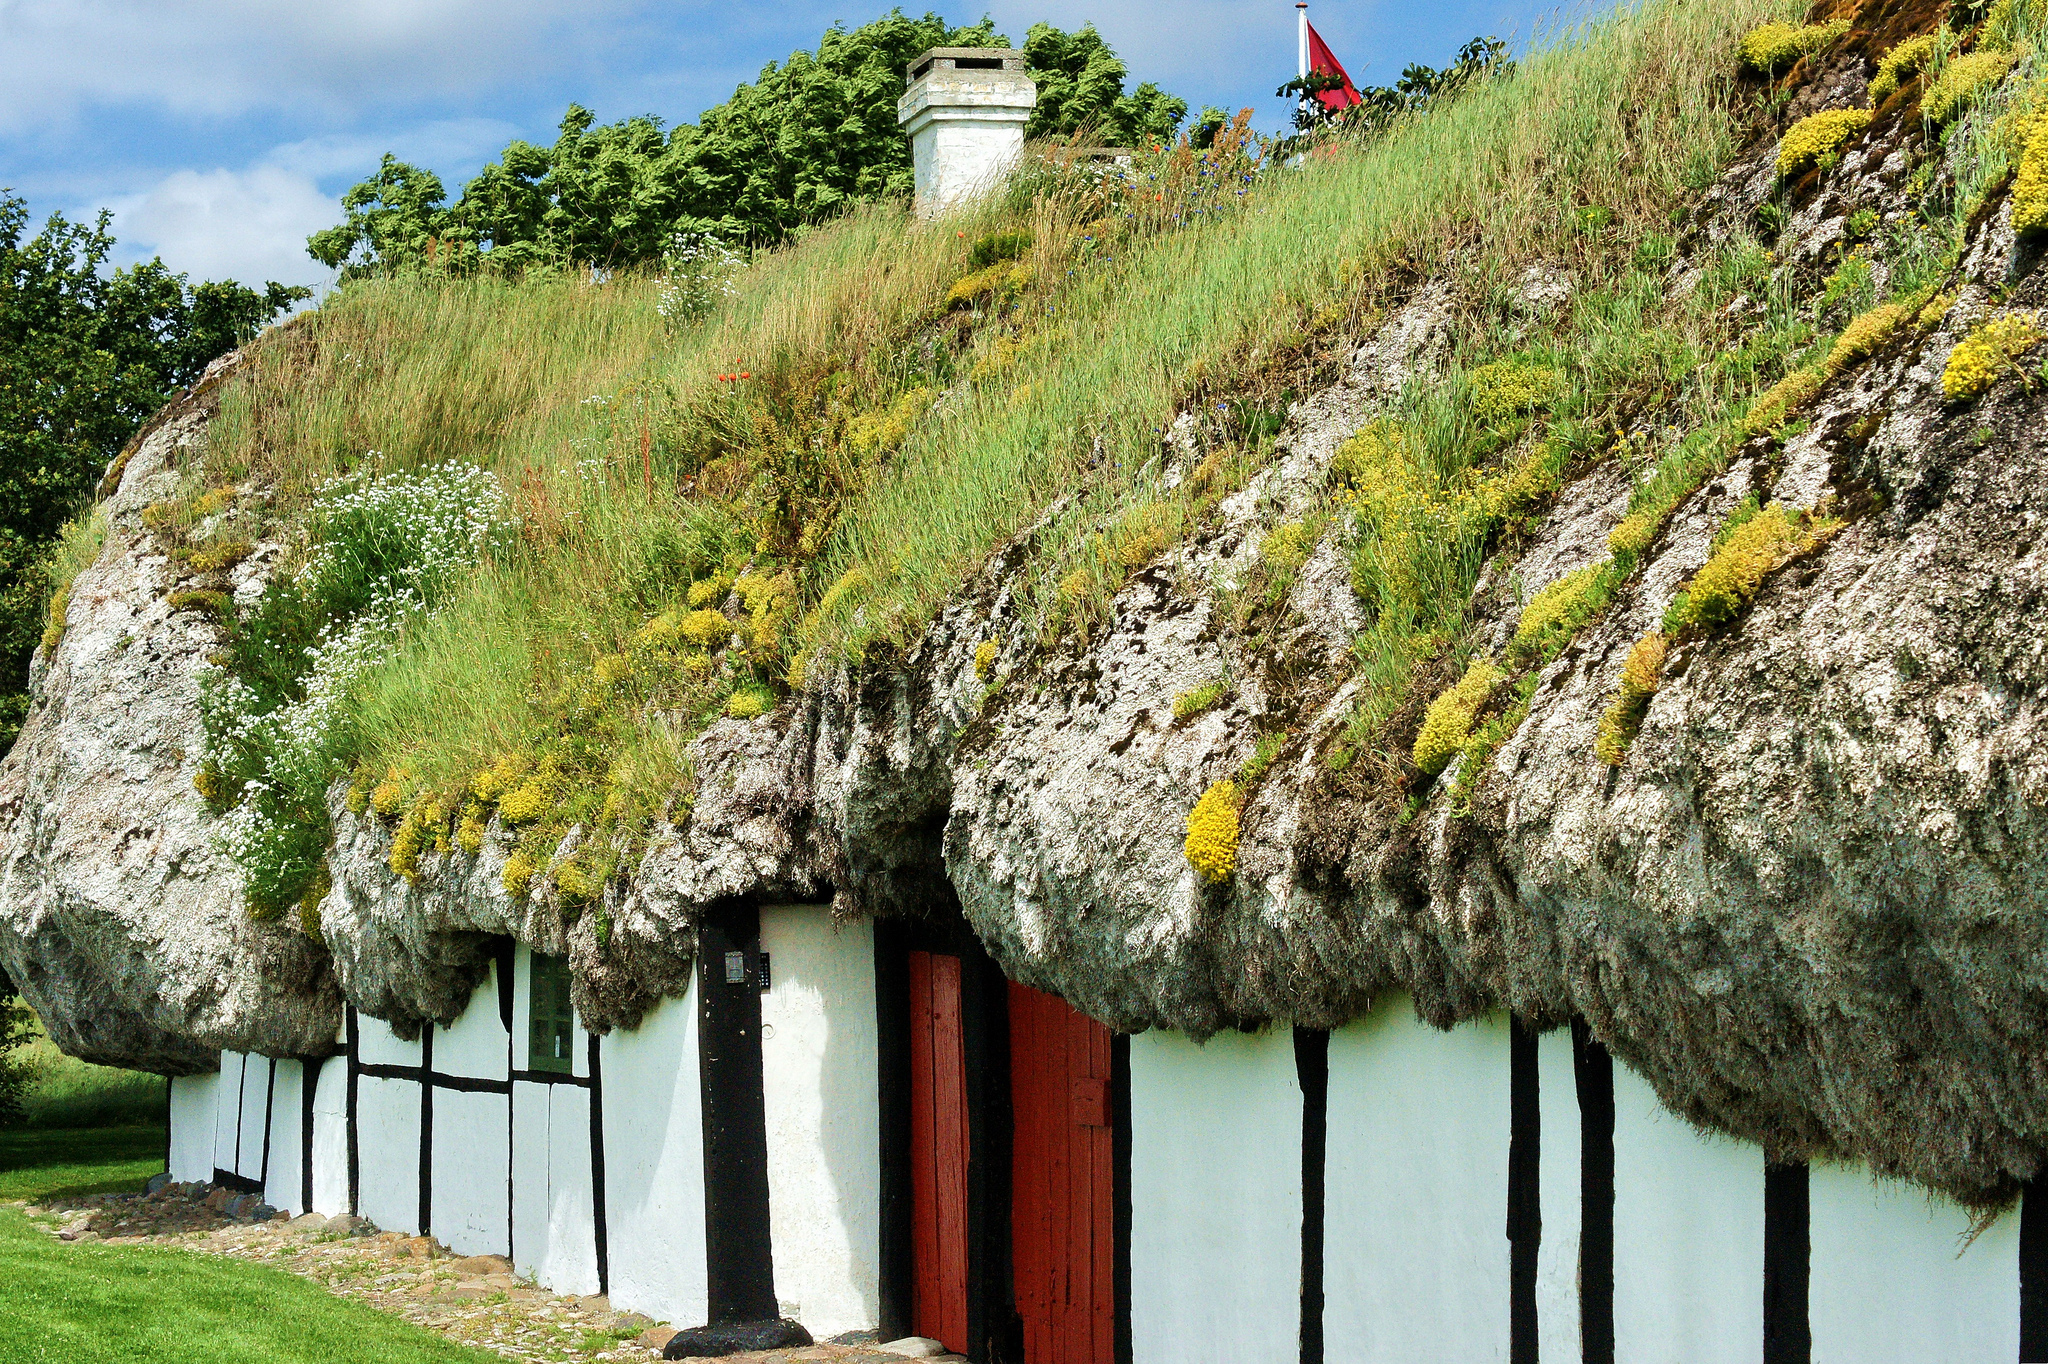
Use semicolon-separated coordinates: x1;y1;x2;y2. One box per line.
528;953;575;1074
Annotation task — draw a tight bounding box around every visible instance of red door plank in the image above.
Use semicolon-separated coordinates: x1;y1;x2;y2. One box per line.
1010;982;1115;1364
926;954;970;1355
908;952;940;1346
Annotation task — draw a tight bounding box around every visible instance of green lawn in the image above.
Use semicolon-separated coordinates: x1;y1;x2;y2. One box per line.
12;1011;171;1129
0;1127;502;1364
0;1124;166;1203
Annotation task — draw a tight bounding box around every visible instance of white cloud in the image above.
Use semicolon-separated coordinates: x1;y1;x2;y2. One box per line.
0;0;642;132
266;117;522;183
108;164;337;289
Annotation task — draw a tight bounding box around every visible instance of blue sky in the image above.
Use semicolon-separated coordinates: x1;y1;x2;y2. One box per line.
0;1;1556;292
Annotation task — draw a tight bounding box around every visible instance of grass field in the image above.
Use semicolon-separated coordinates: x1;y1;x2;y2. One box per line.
12;1013;167;1130
0;1124;164;1204
0;1126;502;1364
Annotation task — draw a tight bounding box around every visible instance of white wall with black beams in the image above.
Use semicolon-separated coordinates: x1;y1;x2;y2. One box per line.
166;934;2048;1362
1127;993;2042;1364
162;903;888;1345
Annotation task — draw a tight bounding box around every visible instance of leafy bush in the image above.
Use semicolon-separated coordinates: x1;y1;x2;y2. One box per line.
1182;779;1240;883
0;995;30;1128
1922;49;2017;124
1413;659;1502;777
1736;20;1847;74
1776;109;1872;178
1870;30;1945;104
1942;314;2045;399
1595;632;1668;764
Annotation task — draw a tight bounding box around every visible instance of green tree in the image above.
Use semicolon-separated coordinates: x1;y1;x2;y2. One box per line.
0;194;308;749
1022;22;1188;148
308;10;1188;278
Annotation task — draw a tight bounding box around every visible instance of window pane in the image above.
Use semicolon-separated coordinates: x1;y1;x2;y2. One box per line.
529;953;574;1074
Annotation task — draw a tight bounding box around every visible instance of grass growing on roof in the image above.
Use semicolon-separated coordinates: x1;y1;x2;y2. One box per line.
136;0;1802;919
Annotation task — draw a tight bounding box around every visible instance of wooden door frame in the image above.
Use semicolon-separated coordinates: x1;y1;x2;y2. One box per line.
875;912;1018;1361
875;910;1133;1364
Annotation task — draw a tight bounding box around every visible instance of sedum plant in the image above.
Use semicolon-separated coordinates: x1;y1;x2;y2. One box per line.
1776;109;1872;178
1183;780;1240;883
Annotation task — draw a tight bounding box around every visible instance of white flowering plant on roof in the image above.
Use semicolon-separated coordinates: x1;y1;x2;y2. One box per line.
197;460;513;920
656;231;747;329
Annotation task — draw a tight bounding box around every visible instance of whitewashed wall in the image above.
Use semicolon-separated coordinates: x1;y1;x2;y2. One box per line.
236;1052;272;1182
1131;1026;1302;1364
1325;996;1511;1364
1534;1029;1580;1362
603;985;709;1328
759;905;881;1338
211;1052;246;1174
263;1059;306;1215
510;942;599;1294
168;1071;220;1183
356;1012;423;1236
1612;1063;1763;1363
434;1089;510;1257
358;1017;422;1069
310;1052;348;1215
439;960;510;1079
1810;1161;2018;1362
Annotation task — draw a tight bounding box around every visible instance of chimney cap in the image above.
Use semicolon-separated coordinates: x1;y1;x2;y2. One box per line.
904;47;1029;84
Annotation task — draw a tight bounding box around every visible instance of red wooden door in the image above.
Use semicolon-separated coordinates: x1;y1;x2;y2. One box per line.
909;951;970;1355
1009;982;1114;1364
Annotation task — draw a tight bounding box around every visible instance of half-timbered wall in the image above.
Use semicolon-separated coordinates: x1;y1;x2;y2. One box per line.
1613;1063;1766;1362
355;1021;424;1237
160;943;2047;1362
1810;1160;2018;1361
262;1059;306;1214
309;1044;348;1215
1325;999;1514;1363
167;1070;219;1183
510;941;601;1296
429;959;512;1259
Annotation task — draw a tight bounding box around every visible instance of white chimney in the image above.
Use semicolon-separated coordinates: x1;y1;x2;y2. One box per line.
897;48;1037;216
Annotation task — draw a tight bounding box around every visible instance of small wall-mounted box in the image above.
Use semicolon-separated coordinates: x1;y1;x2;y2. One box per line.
897;48;1037;216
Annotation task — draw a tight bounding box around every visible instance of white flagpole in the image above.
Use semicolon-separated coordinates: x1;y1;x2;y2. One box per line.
1297;2;1309;78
